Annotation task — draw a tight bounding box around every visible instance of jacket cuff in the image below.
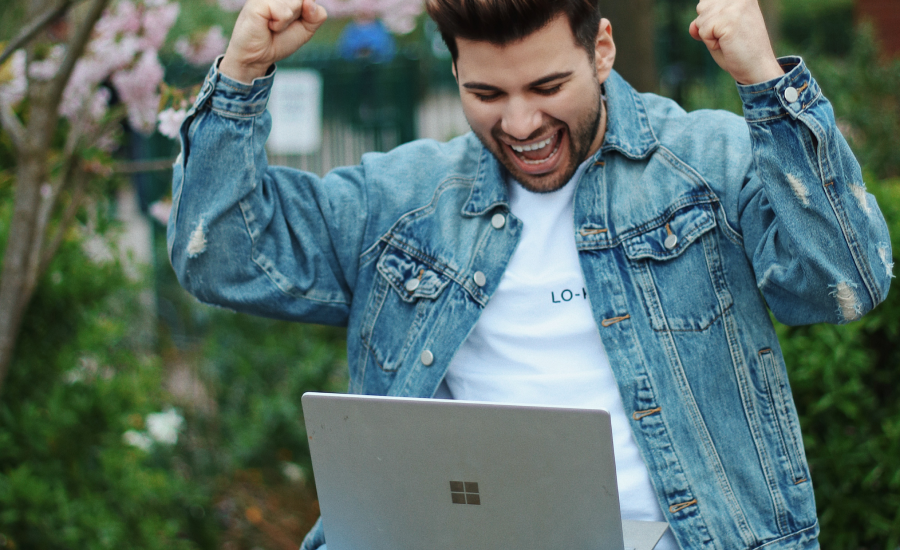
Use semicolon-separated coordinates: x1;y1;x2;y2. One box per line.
190;55;276;118
737;56;822;123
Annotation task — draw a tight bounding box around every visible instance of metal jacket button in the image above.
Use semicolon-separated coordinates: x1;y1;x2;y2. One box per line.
664;234;678;250
420;350;434;366
784;86;799;103
491;213;506;229
405;278;420;292
473;271;486;287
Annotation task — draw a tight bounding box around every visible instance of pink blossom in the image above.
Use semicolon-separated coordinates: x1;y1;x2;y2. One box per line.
157;106;188;138
316;0;424;34
149;199;172;225
141;2;180;50
175;26;228;66
28;44;66;80
112;51;165;134
95;0;142;38
217;0;246;12
59;0;179;135
0;50;26;106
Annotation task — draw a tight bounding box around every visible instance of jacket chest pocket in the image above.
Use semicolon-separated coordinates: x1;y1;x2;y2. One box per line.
623;203;733;332
360;245;452;372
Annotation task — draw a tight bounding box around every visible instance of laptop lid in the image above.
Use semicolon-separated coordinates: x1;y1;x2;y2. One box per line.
302;392;662;550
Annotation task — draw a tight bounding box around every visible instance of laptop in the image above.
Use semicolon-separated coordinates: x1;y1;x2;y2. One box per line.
302;392;669;550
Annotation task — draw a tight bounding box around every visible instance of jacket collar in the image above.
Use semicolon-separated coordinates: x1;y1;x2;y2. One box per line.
600;69;660;160
462;69;659;216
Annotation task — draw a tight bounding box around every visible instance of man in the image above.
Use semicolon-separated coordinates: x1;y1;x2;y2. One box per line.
168;0;893;548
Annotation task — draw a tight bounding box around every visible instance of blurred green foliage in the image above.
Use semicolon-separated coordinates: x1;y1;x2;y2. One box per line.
0;211;215;548
806;28;900;180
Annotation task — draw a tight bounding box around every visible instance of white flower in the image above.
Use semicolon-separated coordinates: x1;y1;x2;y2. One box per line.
0;50;27;106
281;461;306;483
28;44;66;80
157;107;188;139
146;408;184;445
175;26;228;66
124;429;154;451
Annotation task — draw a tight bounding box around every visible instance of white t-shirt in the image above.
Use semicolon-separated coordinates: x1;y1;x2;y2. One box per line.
440;161;677;550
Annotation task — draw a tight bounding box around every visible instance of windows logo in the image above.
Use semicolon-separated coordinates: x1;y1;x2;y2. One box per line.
450;481;480;505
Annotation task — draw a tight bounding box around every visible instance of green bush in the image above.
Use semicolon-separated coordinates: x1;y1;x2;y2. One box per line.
0;219;216;549
805;28;900;180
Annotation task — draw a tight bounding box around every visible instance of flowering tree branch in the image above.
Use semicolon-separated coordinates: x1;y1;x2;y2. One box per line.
0;0;82;67
48;0;111;108
0;98;24;150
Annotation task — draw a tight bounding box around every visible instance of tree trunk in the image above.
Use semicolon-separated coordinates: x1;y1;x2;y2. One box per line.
598;0;659;94
0;0;110;395
0;84;57;393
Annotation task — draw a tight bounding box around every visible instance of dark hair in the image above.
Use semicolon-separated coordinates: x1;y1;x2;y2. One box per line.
426;0;602;62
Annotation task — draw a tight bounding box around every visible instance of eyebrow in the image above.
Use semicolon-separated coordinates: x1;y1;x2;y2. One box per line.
461;71;574;91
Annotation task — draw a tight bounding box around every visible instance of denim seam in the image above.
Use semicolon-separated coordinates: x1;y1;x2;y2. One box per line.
750;349;793;533
710;292;765;545
359;271;397;373
818;149;881;310
647;263;756;544
650;302;732;333
210;106;267;118
637;254;756;542
751;521;819;550
620;196;717;244
657;145;744;245
394;288;460;396
360;176;473;263
759;349;809;482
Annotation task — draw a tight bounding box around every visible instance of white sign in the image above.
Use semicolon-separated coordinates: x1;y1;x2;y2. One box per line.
267;69;323;155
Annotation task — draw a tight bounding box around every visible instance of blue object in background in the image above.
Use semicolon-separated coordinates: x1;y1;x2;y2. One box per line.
337;19;396;63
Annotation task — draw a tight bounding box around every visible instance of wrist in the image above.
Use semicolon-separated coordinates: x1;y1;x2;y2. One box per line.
219;52;270;85
733;57;785;86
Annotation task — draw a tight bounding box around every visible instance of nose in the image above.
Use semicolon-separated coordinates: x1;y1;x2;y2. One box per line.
500;96;543;141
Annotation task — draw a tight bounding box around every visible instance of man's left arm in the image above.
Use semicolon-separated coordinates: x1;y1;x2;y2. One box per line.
691;0;893;324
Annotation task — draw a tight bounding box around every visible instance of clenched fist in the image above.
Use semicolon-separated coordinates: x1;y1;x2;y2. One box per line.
220;0;327;84
689;0;784;85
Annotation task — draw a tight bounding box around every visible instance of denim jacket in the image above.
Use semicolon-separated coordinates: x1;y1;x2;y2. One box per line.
169;57;892;550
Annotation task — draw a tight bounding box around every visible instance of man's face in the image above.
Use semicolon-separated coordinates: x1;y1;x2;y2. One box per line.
454;15;615;193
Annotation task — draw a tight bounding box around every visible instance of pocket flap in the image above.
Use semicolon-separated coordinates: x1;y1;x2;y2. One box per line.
377;246;451;303
623;204;716;261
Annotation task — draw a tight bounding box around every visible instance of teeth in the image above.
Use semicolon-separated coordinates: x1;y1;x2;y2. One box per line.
510;135;553;152
521;140;561;164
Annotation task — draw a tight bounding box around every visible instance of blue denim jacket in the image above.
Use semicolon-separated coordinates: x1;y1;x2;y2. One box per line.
169;57;892;550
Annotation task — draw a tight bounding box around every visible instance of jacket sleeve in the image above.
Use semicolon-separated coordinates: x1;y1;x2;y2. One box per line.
167;60;369;326
732;57;892;325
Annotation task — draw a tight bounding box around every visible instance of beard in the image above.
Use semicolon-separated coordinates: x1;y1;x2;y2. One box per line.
471;83;603;194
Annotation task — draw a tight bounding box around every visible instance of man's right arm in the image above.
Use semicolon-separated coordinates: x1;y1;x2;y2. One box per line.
167;0;372;326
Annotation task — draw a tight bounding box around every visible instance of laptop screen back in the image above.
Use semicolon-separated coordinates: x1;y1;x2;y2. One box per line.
302;393;626;550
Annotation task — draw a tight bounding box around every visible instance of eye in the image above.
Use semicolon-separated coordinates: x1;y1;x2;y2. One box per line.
534;84;563;96
473;92;502;103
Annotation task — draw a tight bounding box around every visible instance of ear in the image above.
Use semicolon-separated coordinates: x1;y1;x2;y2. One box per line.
594;18;616;84
451;60;458;83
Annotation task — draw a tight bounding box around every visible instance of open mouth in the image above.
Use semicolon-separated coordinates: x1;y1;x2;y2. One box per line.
505;129;564;170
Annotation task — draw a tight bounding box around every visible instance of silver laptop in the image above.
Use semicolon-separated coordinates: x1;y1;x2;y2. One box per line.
302;392;669;550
